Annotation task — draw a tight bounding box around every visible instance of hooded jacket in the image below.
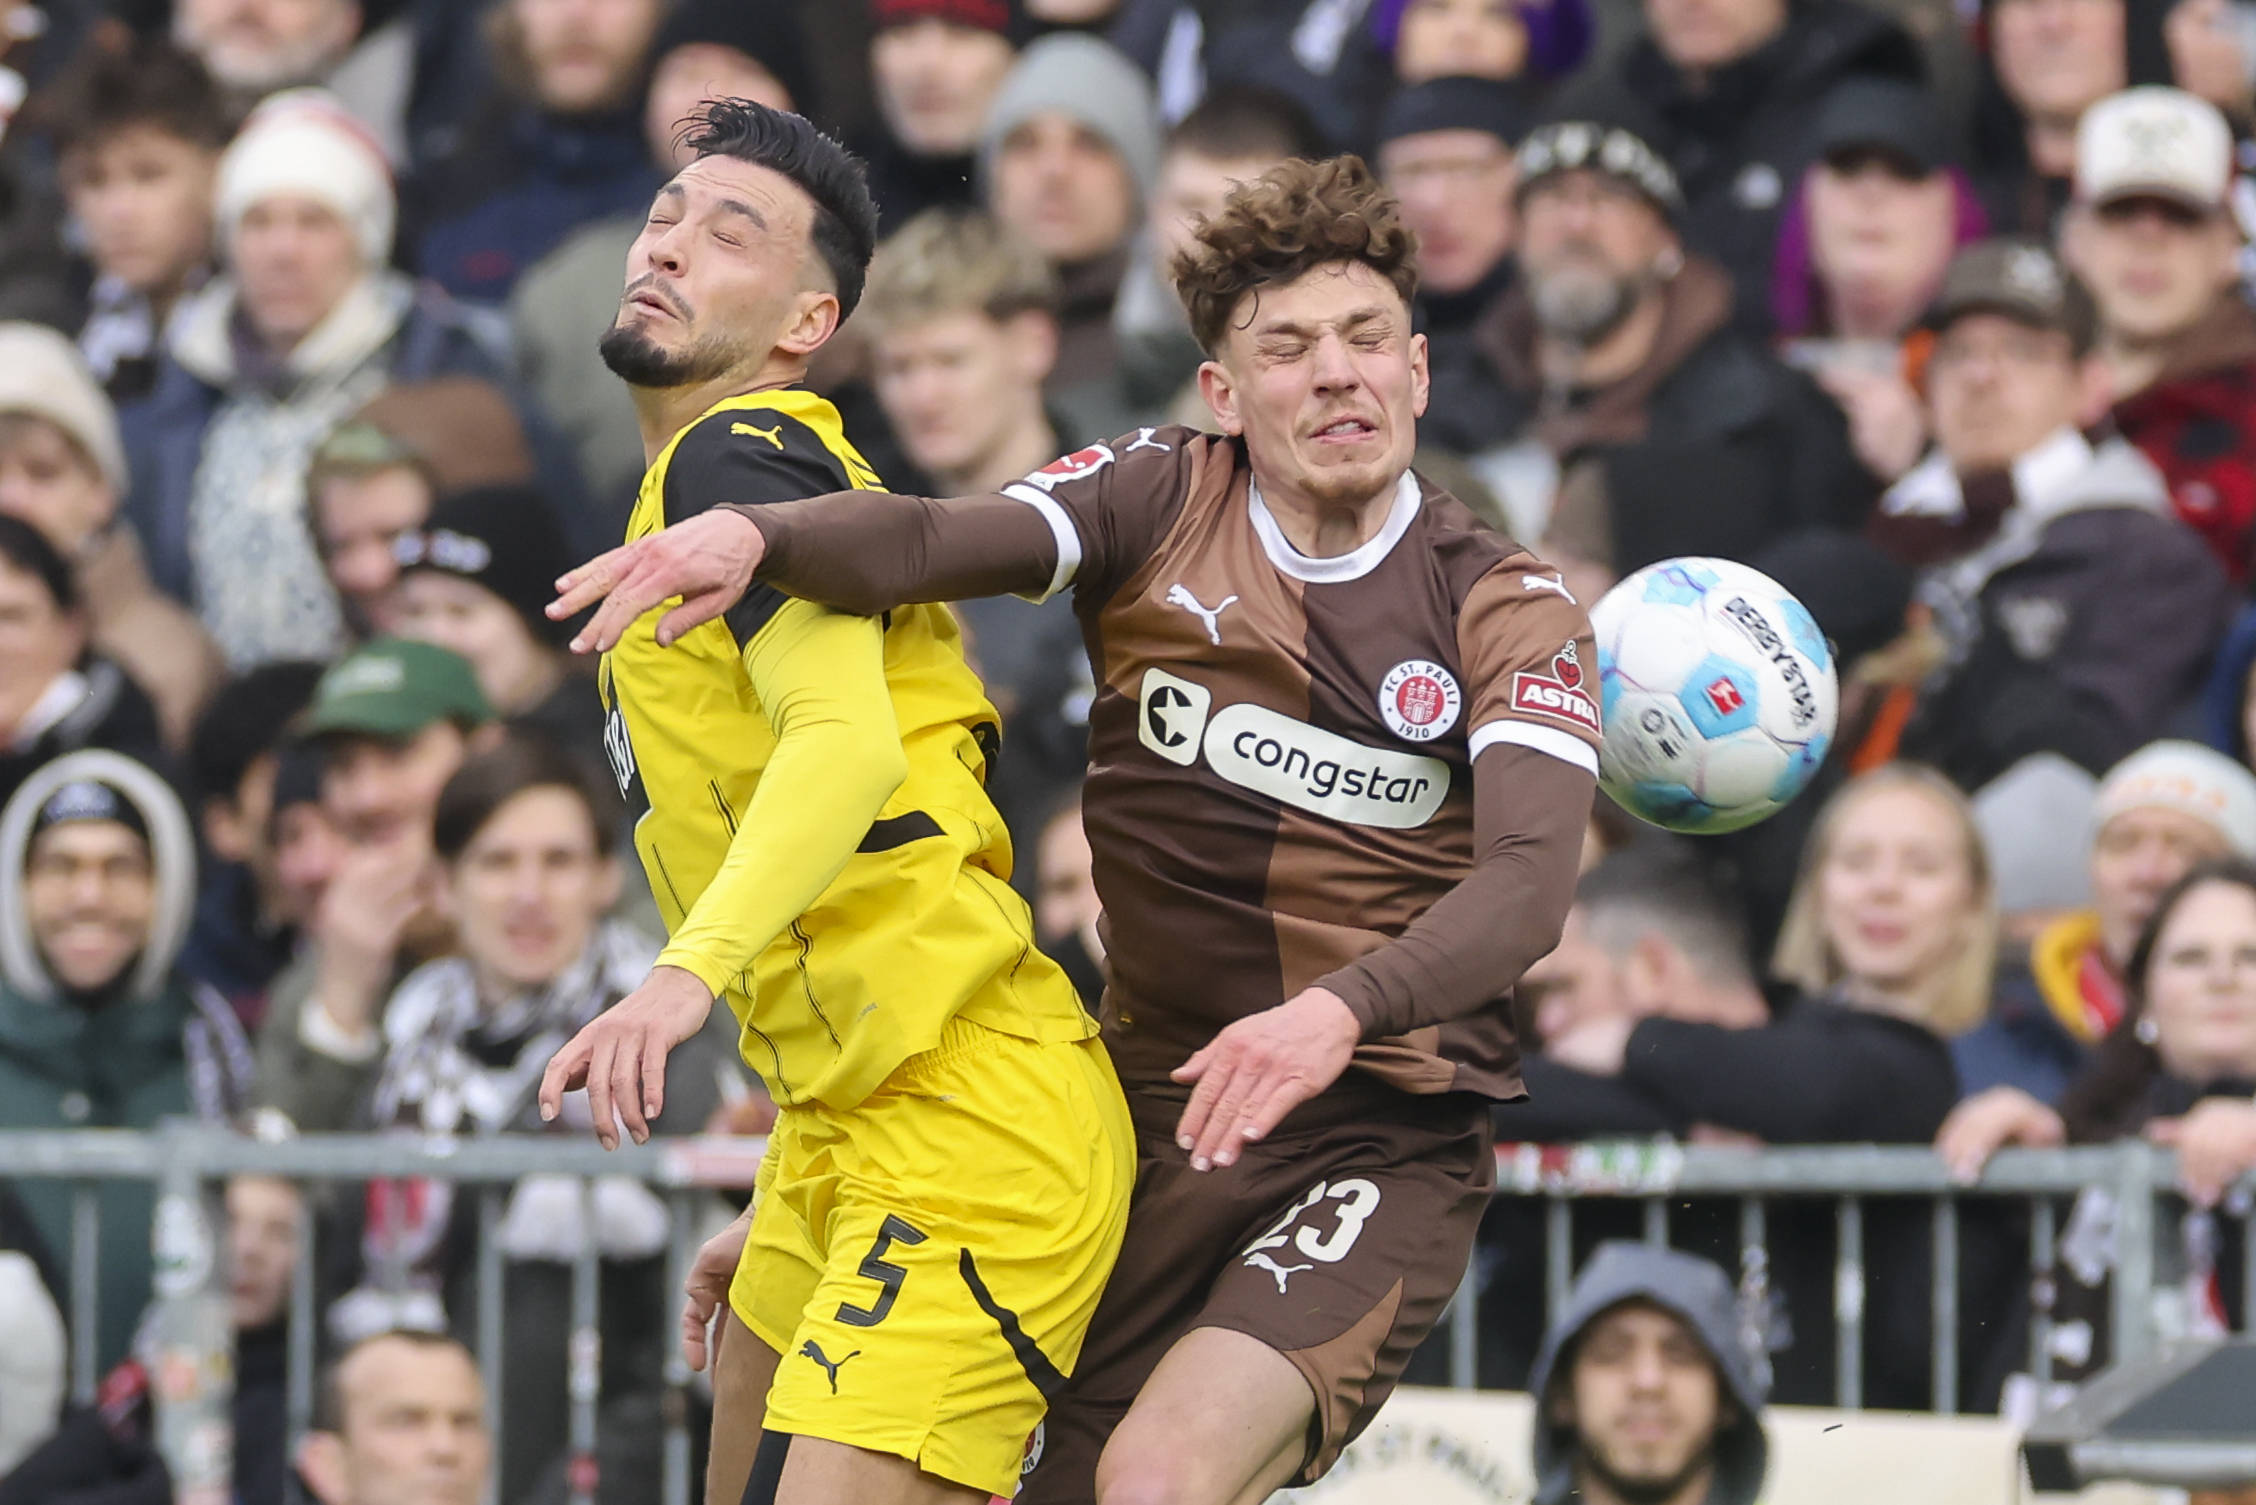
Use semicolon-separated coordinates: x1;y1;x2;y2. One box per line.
0;750;252;1369
1553;0;1923;336
115;270;517;666
1527;1241;1768;1505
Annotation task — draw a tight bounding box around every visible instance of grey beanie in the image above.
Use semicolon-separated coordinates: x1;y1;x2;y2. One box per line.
979;34;1161;203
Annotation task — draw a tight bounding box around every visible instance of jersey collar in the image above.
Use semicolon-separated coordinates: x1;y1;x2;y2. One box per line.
1246;469;1423;585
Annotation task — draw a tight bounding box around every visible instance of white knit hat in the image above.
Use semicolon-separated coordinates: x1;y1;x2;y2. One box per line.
2094;740;2256;858
215;88;395;268
0;322;126;492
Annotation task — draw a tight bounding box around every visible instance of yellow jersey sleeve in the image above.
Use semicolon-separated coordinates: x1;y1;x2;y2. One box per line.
655;596;908;997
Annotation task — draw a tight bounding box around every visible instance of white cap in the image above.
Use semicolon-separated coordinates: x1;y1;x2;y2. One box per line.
2094;739;2256;858
215;89;395;268
2076;86;2234;212
0;322;125;492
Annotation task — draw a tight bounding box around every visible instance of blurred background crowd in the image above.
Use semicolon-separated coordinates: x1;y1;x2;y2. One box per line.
1;0;2256;1499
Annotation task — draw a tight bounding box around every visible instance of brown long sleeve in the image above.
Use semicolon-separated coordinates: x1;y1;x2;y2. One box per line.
729;491;1063;616
1317;743;1594;1038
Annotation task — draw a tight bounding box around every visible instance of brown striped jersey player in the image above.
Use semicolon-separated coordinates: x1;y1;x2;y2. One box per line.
549;156;1597;1505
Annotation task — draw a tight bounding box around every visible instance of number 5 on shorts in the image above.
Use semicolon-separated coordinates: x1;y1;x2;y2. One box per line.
836;1214;927;1328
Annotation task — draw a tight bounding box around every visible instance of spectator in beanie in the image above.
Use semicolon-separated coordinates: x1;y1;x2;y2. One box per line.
1110;85;1325;419
0;752;251;1369
1375;0;1595;88
120;92;512;671
862;0;1022;229
1458;121;1865;575
407;0;669;306
173;0;415;162
0;517;167;808
1552;0;1922;337
1942;741;2256;1133
981;33;1160;412
1378;77;1535;486
1773;81;1991;485
40;37;230;402
0;324;222;749
1875;240;2232;792
2066;88;2256;581
512;0;812;514
391;485;605;782
180;660;327;1021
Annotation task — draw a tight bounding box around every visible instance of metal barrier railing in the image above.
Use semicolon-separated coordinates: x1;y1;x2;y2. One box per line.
0;1130;2231;1505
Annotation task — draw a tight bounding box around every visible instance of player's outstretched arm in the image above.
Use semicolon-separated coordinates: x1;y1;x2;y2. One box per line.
552;488;1064;655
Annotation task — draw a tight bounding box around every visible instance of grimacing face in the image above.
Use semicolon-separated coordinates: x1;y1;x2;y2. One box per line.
1200;259;1430;517
600;155;835;392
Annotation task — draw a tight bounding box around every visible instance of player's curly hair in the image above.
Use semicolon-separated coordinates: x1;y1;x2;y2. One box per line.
1170;156;1420;357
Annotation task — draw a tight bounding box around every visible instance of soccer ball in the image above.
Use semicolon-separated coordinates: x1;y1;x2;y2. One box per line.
1591;557;1838;834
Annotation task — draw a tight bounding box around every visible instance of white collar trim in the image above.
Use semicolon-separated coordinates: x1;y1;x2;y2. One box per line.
1246;470;1422;584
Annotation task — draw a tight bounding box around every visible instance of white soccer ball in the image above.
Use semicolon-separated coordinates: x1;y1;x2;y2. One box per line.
1591;556;1839;834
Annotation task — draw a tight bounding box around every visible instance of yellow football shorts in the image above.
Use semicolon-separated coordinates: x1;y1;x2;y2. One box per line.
731;1015;1133;1497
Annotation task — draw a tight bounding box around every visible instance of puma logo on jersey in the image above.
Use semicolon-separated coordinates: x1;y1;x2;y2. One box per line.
1243;1251;1314;1293
1125;427;1173;454
1523;572;1576;604
1165;583;1238;645
799;1340;859;1393
731;422;785;449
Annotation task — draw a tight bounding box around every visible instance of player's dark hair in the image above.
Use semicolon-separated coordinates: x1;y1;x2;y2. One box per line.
36;35;233;158
0;514;78;615
312;1329;475;1434
1172;155;1419;356
678;98;880;319
189;661;327;811
433;735;610;864
1167;84;1328;165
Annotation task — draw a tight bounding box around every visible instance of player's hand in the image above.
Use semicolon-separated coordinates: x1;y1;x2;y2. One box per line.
551;508;768;655
539;965;716;1147
1935;1085;2064;1184
1172;987;1361;1172
2149;1099;2256;1207
682;1204;754;1373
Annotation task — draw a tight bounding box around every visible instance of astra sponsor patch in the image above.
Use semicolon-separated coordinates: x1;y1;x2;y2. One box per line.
1203;704;1449;828
1510;671;1601;734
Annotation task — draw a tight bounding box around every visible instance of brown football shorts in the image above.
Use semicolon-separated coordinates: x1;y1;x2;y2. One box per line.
1015;1088;1495;1502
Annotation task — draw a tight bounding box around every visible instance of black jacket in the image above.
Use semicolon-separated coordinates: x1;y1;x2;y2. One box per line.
1555;0;1924;336
1443;258;1872;571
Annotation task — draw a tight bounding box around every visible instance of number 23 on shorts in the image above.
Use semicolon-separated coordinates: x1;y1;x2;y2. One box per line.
837;1214;926;1328
1242;1178;1383;1264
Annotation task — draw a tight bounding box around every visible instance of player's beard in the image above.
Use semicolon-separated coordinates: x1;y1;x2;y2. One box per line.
1525;249;1646;348
599;319;737;390
1573;1434;1716;1505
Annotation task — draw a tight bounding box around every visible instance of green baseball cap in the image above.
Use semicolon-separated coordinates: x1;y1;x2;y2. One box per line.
296;638;493;740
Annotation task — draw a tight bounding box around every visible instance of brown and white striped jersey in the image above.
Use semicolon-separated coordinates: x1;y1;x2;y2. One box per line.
741;425;1599;1112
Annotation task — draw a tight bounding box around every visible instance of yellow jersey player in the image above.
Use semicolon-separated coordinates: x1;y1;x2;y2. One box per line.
534;100;1132;1505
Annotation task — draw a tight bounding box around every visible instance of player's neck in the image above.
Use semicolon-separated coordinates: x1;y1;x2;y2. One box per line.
1254;468;1403;559
634;358;809;464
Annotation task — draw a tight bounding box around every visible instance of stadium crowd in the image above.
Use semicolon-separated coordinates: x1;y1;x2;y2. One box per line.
0;0;2254;1499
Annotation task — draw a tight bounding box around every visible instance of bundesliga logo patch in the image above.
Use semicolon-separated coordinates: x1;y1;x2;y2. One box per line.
1378;659;1461;742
